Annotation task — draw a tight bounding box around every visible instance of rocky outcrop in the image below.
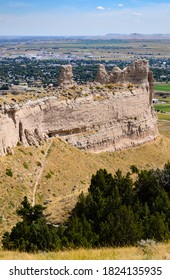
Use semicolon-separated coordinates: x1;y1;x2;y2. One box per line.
95;59;154;105
58;65;77;88
0;60;158;156
95;59;151;84
95;64;110;84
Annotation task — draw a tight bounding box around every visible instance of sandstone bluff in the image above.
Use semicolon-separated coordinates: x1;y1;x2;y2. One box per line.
0;59;158;156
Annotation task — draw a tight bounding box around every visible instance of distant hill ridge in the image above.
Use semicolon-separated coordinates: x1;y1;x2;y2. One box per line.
104;33;170;39
1;34;170;40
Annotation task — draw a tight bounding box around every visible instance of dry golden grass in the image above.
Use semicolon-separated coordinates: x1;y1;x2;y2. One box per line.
1;242;170;260
0;132;170;236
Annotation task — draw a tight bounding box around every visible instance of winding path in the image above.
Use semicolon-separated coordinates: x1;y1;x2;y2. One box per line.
32;141;53;206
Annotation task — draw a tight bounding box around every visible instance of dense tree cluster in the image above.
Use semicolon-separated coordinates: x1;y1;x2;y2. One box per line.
1;57;169;88
65;163;170;248
2;163;170;252
151;68;170;82
0;57;129;87
2;197;60;252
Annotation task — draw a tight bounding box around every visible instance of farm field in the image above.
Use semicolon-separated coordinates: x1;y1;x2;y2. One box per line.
154;83;170;92
154;102;170;121
1;37;170;61
154;104;170;113
158;121;170;137
157;113;170;121
153;83;170;121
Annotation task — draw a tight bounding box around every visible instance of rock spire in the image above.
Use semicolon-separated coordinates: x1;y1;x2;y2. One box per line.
58;65;77;88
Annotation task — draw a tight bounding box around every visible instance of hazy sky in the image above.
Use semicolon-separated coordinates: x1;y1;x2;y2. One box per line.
0;1;170;35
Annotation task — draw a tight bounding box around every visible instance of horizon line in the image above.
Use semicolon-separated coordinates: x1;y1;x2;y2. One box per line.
1;33;170;37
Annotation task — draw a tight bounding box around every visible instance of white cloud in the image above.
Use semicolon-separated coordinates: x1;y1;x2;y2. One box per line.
132;12;143;16
96;6;105;10
118;4;124;7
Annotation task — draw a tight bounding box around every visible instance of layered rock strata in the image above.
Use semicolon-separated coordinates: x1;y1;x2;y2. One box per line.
0;91;157;156
0;60;158;155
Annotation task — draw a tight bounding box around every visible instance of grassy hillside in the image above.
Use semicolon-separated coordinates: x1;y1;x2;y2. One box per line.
0;128;170;239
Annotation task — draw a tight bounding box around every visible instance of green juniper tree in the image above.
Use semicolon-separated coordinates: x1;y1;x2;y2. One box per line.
2;197;60;252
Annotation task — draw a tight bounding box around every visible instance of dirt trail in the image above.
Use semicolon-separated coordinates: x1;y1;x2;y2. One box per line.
32;141;53;206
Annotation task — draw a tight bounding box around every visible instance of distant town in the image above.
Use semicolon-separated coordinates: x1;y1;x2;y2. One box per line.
0;36;170;91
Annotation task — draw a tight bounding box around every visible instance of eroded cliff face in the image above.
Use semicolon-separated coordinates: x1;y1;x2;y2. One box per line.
0;86;158;155
0;59;158;155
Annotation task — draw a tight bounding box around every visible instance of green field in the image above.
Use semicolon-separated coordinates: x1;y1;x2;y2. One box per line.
154;94;170;121
154;104;170;112
154;83;170;92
